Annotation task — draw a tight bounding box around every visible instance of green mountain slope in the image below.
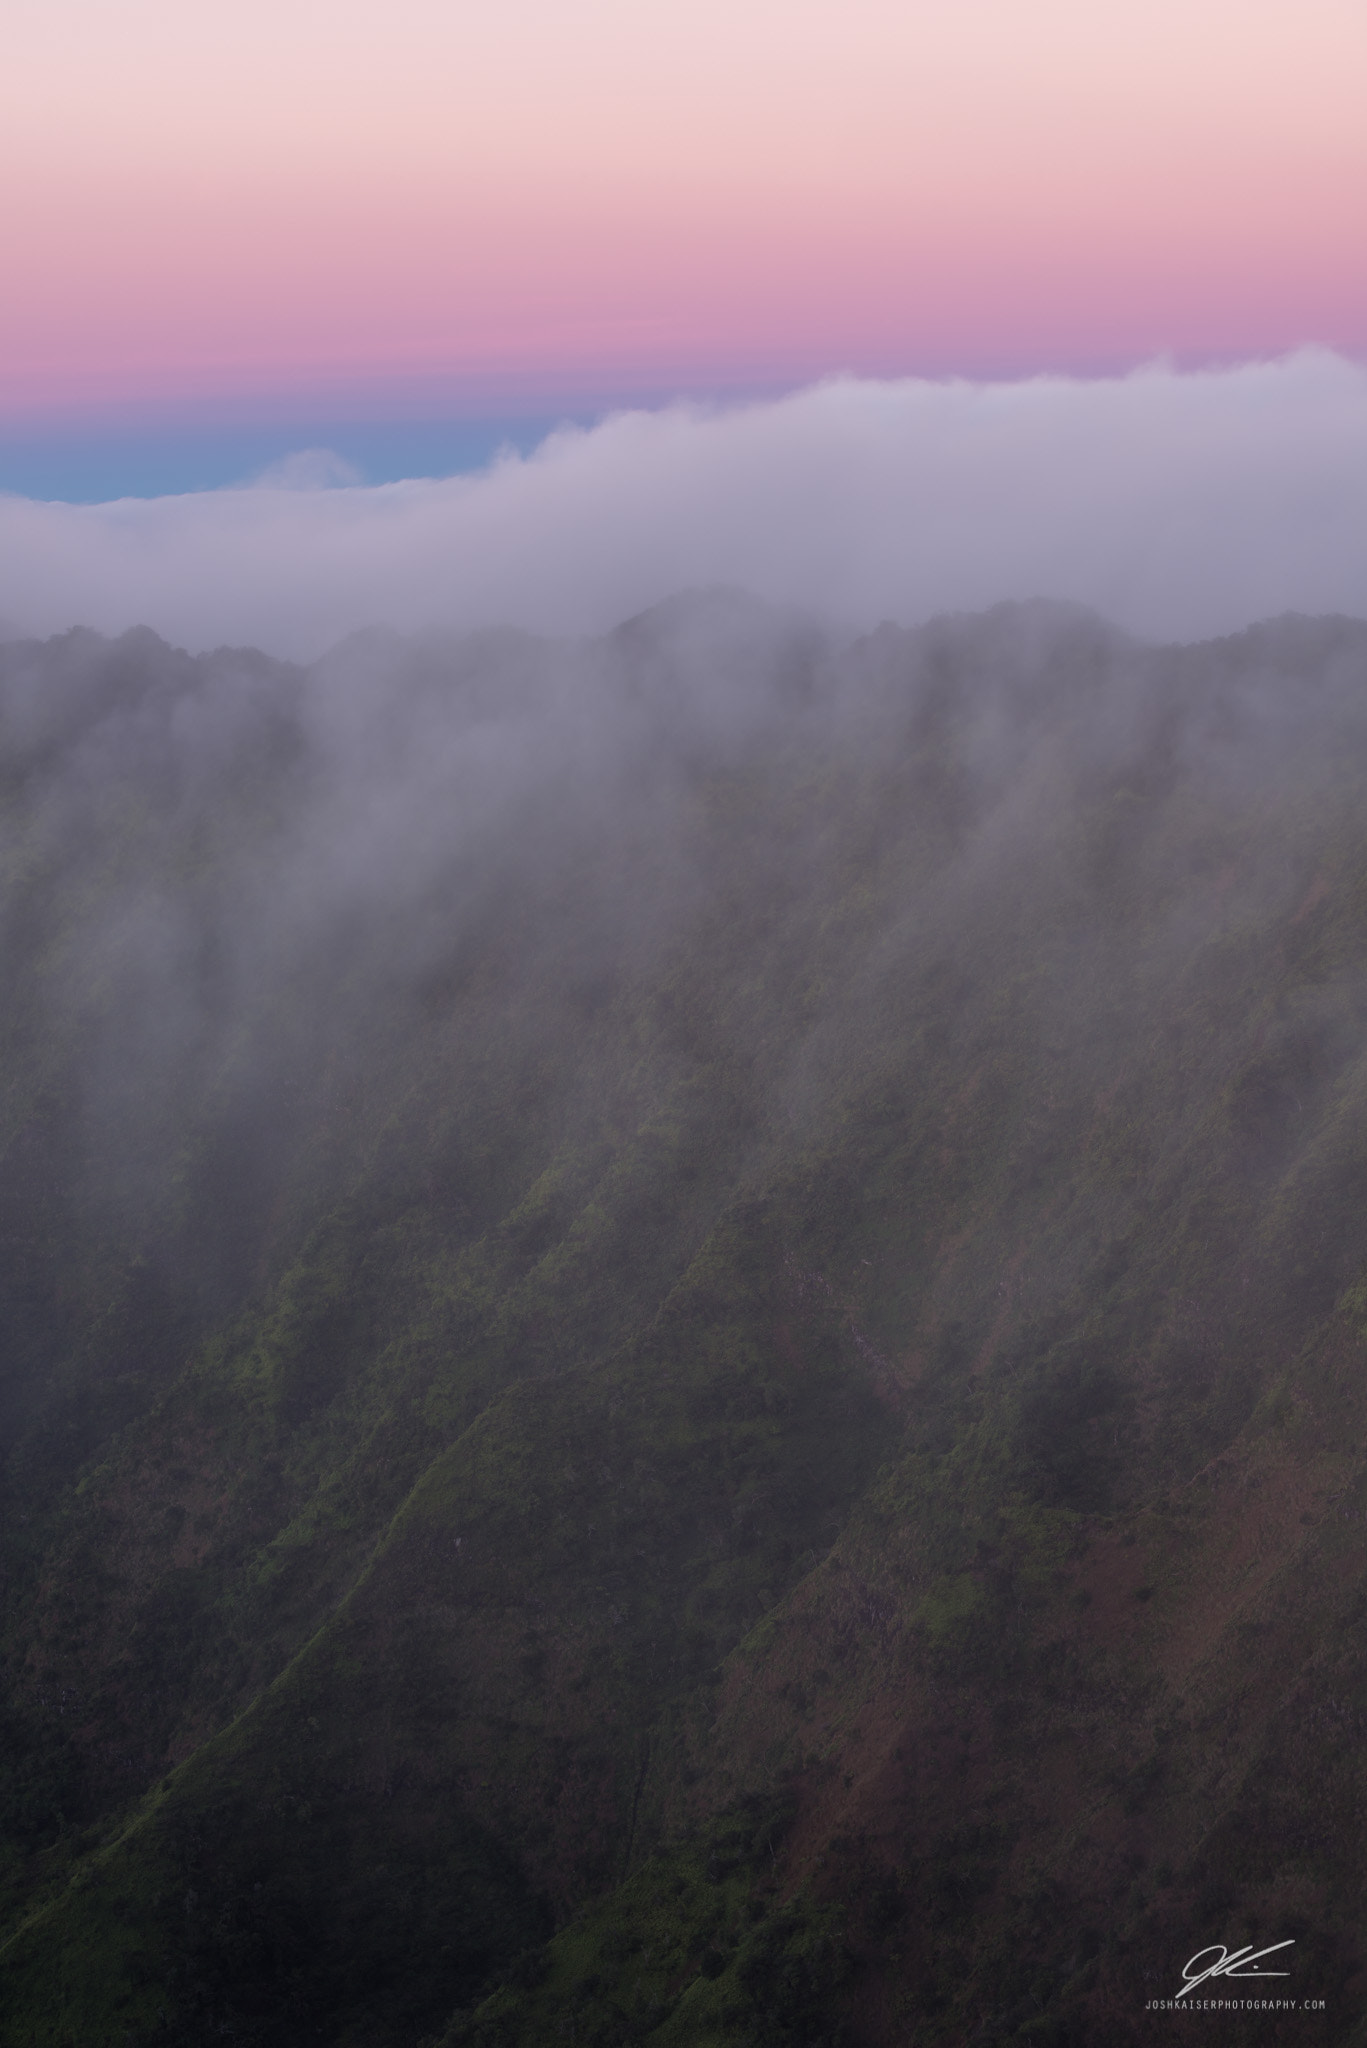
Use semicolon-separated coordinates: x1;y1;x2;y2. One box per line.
2;597;1367;2044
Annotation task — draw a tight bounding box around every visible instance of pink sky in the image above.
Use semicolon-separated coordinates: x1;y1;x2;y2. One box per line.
3;0;1364;424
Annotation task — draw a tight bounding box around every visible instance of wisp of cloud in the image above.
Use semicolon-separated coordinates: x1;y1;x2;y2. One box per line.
2;351;1365;657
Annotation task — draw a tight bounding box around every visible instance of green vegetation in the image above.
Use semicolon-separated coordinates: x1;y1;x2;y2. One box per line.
2;600;1367;2043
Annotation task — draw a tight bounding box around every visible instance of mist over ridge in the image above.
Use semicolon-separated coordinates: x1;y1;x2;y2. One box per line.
3;349;1367;657
6;585;1367;1381
8;573;1367;2032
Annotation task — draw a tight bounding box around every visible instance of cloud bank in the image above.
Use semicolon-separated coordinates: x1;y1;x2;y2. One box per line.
3;351;1366;658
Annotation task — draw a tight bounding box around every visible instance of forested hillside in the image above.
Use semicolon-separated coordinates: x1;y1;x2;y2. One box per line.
2;595;1366;2046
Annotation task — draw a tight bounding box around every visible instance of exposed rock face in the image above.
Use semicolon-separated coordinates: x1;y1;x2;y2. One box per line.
2;598;1366;2045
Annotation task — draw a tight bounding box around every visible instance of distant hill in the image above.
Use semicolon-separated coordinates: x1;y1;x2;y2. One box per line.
2;596;1366;2045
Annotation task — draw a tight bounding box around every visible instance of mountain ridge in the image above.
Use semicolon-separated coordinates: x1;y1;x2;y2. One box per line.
2;598;1367;2044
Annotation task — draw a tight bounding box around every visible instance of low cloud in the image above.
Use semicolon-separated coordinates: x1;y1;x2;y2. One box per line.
2;350;1366;658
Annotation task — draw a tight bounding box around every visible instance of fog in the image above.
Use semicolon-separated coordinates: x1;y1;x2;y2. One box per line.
10;336;1367;2048
3;350;1366;658
4;348;1367;1446
6;590;1367;1325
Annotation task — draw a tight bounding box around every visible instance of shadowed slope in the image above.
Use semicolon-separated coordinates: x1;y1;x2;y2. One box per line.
2;602;1367;2044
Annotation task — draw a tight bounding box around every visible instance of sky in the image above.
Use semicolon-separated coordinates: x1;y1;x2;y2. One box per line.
3;0;1366;498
